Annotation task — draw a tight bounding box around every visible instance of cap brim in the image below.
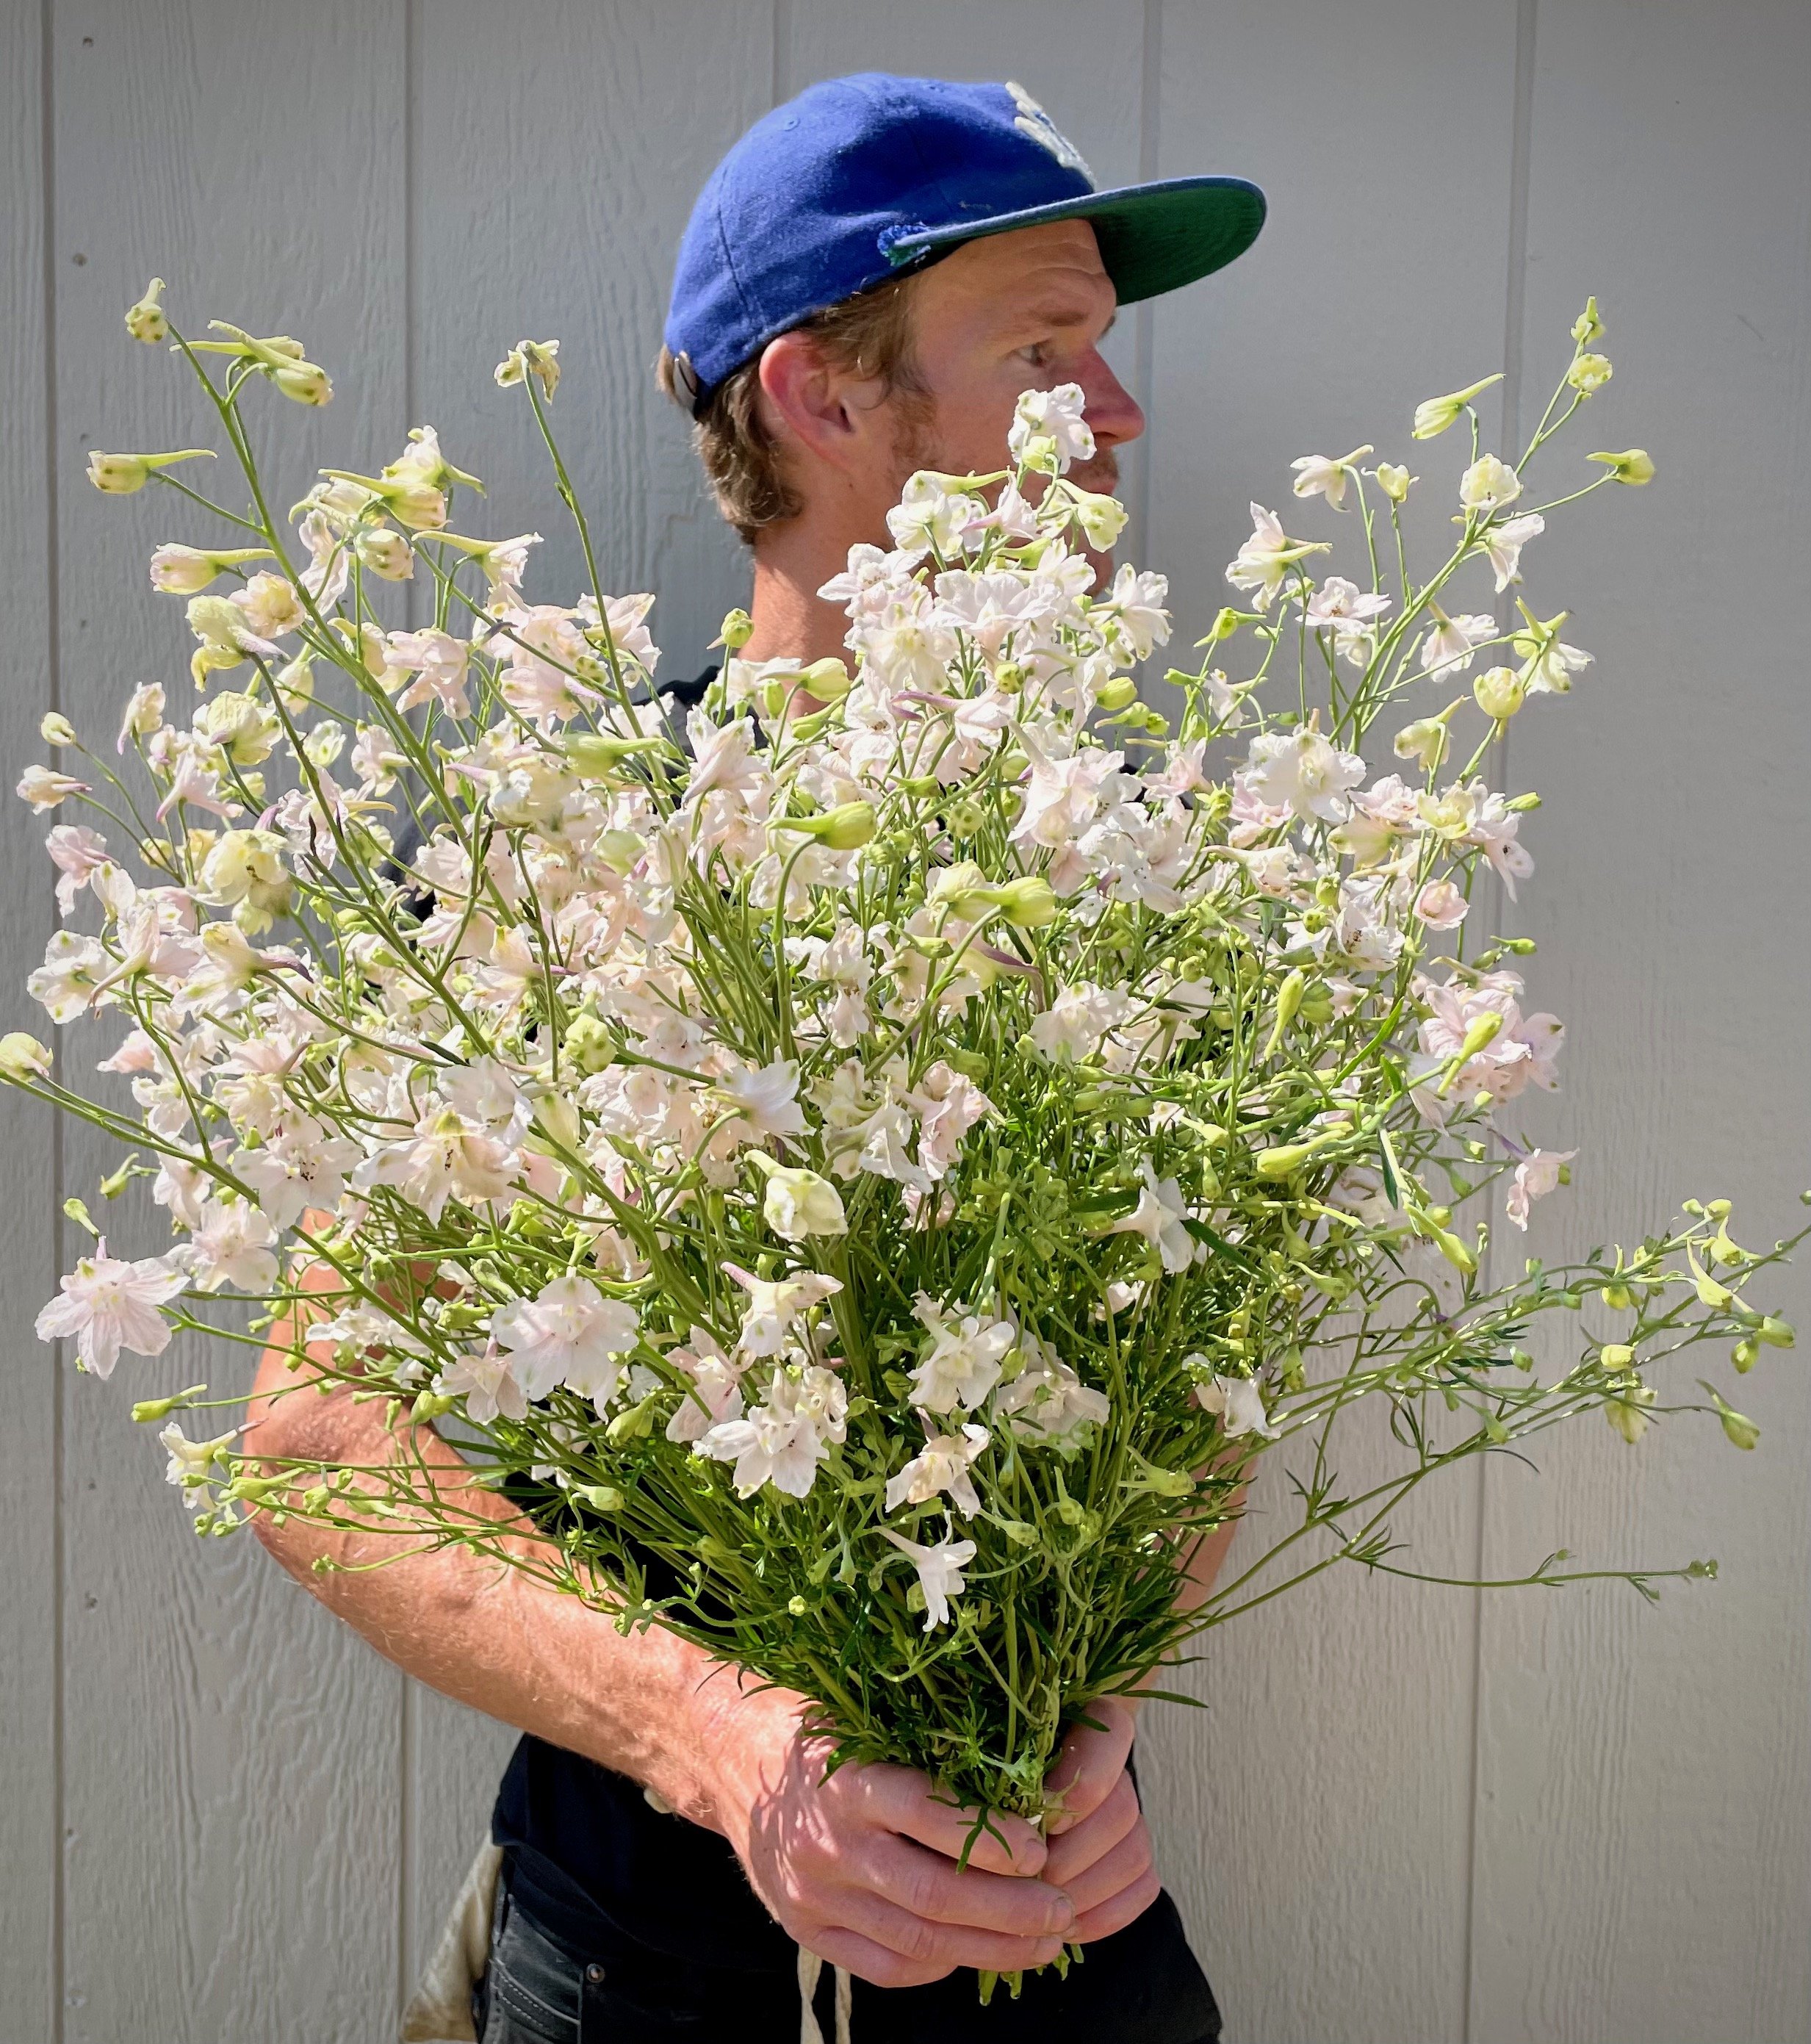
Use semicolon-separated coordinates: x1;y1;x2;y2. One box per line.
886;174;1267;303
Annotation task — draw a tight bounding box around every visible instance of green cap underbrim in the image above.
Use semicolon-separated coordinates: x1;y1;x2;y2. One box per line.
885;174;1267;303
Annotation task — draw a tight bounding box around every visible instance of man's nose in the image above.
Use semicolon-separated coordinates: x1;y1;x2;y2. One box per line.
1076;351;1145;450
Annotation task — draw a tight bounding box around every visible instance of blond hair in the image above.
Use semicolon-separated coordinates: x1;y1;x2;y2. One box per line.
657;272;929;546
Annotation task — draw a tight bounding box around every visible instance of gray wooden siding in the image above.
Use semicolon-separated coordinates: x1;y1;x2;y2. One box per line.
2;2;1805;2040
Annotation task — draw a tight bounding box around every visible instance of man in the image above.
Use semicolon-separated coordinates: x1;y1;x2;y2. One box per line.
252;72;1263;2044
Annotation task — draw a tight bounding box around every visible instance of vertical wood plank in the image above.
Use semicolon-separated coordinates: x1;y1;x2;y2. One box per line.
400;0;778;1967
408;0;775;705
1470;4;1811;2039
0;2;62;2037
1137;7;1526;2039
49;5;408;2038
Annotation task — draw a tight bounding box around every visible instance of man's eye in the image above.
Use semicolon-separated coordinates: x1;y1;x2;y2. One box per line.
1018;341;1052;368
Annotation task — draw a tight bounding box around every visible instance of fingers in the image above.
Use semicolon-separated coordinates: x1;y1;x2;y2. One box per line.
833;1887;1070;1981
1070;1861;1162;1945
804;1923;954;1992
1043;1696;1137;1835
1043;1771;1142;1890
1053;1810;1153;1921
862;1764;1048;1876
856;1833;1076;1941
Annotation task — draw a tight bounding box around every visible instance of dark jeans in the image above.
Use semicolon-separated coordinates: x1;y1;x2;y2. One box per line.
475;1852;1223;2044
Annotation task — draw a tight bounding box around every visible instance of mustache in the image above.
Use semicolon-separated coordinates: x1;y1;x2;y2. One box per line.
1069;450;1121;494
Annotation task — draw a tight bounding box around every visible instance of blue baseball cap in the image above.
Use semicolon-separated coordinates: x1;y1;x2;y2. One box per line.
665;73;1265;411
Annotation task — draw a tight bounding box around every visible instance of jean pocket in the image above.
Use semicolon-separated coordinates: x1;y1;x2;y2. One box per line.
480;1899;583;2044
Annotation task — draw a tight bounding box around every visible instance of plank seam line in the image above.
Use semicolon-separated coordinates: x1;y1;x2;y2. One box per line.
399;0;420;2019
40;0;66;2036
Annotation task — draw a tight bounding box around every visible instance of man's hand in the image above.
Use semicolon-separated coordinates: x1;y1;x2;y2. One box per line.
1040;1696;1160;1943
705;1687;1077;1989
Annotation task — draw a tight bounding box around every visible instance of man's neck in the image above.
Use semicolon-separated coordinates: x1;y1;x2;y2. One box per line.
739;511;868;666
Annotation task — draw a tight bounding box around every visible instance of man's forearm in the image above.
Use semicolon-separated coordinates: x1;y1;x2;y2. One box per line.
248;1336;771;1831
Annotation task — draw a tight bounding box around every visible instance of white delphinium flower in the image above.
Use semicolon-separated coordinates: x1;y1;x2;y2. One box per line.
992;1330;1109;1444
1010;733;1136;863
720;1264;843;1360
1194;1370;1282;1440
1242;727;1367;823
1027;981;1137;1064
1505;1146;1577;1228
231;1121;361;1231
697;1364;847;1499
1007;383;1093;473
1304;575;1391;667
1289;445;1372;508
187;1198;278;1293
906;1062;994;1182
663;1327;744;1445
1459;454;1522;514
1110;1156;1203;1274
28;929;108;1021
1225;503;1327;608
1511;608;1594;694
160;1421;237;1508
1414;878;1470;929
36;1241;188;1377
386;629;472;718
490;1273;641;1408
885;1420;990;1516
1419;608;1497;677
932;566;1059;661
881;1524;978;1631
45;824;111;915
1407;968;1563;1123
887;473;986;558
908;1295;1016;1413
439;1342;529;1424
1480;511;1544;591
1094;564;1171;663
713;1057;807;1147
233;570;306;639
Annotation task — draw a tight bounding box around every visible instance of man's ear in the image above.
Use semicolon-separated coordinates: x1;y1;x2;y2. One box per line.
755;330;888;481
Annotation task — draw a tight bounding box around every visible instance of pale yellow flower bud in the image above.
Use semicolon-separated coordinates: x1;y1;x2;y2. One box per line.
1375;462;1414;503
1586;447;1655;486
1567;352;1613;395
354;528;415;580
40;713;79;749
1571;295;1605;345
715;608;754;651
771;802;876;852
124;278;168;343
0;1031;52;1081
1473;665;1525;720
1095;674;1138;713
749;1157;848;1241
88;447;213;496
272;361;333;406
1412;373;1504;439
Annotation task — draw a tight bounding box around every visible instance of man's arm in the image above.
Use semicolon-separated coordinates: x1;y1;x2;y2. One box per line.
246;1265;1080;1987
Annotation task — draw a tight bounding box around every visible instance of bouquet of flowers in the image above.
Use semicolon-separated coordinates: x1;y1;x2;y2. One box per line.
14;281;1799;1895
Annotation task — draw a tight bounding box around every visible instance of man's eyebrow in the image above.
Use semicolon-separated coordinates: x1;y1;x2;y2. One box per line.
1014;301;1118;334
